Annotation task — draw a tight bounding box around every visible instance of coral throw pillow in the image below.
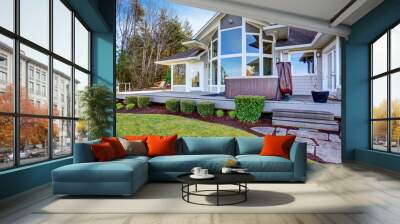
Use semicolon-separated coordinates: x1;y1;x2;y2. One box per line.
91;142;117;162
124;135;148;142
260;135;296;159
146;135;178;157
101;137;126;158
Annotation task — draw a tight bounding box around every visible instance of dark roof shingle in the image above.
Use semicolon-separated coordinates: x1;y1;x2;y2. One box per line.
158;48;204;61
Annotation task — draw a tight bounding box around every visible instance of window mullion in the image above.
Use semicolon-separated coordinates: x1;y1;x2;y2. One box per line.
13;0;21;167
387;29;391;152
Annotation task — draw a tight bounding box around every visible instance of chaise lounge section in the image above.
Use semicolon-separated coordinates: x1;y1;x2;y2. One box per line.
52;137;307;196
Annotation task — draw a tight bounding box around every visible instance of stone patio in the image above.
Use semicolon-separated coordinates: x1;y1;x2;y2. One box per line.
251;127;342;164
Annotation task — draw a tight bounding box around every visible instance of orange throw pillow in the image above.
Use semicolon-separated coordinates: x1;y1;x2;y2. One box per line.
260;135;296;159
101;137;126;158
146;135;178;157
91;142;117;162
124;135;148;141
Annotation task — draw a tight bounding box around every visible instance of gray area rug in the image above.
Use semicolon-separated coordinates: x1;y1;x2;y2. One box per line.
37;183;361;214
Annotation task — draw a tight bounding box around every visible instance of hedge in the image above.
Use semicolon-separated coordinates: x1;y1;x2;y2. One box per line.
234;95;265;123
197;101;215;117
116;103;124;110
228;110;237;119
165;99;180;112
125;103;135;110
215;109;224;117
137;96;150;108
180;100;195;114
125;96;137;105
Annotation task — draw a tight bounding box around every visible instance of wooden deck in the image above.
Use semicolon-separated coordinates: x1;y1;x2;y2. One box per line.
117;90;341;117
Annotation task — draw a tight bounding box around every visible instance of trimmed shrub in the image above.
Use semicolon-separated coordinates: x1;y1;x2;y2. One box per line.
165;99;180;112
234;95;265;123
228;110;237;119
180;100;195;114
124;96;137;105
197;101;215;117
215;109;224;117
137;96;150;108
125;103;135;110
116;103;124;110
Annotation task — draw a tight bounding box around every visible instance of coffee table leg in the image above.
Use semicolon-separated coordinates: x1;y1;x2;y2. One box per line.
195;184;198;192
216;184;219;206
245;183;247;201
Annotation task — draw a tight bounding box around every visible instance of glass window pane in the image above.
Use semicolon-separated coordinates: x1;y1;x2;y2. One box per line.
391;120;400;153
211;60;217;85
246;35;259;53
372;33;387;76
221;57;242;84
391;72;400;118
20;44;49;115
290;52;314;75
372;121;388;151
53;59;72;117
20;117;49;165
263;57;273;76
53;119;72;158
75;18;89;70
74;69;89;118
221;28;241;55
263;41;272;54
0;116;14;170
20;0;49;49
391;24;400;70
372;76;387;119
53;0;72;60
173;64;186;85
212;40;218;58
0;35;14;112
246;56;259;76
246;23;259;33
75;120;88;143
0;0;14;31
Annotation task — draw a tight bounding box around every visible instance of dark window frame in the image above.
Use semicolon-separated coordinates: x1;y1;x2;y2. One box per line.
0;0;92;171
370;21;400;154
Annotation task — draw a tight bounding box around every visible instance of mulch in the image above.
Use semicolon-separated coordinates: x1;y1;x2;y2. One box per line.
117;103;274;136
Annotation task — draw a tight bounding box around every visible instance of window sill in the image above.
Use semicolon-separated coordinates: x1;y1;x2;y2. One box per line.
0;156;72;175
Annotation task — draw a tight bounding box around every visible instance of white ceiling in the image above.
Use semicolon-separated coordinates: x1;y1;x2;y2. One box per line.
172;0;383;37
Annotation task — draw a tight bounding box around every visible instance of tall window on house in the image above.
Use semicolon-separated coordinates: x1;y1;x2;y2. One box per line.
289;51;315;75
173;64;186;85
371;23;400;153
0;0;91;170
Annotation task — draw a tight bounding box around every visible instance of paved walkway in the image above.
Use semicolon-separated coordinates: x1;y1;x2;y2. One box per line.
251;126;341;163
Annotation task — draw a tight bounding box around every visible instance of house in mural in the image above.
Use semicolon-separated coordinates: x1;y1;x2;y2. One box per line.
156;13;342;99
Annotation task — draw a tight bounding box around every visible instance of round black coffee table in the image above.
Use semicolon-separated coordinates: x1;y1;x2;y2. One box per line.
177;173;255;206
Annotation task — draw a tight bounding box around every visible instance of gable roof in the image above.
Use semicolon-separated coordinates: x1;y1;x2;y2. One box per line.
155;48;204;65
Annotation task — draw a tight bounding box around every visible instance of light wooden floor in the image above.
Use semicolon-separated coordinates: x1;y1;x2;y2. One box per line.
1;161;400;224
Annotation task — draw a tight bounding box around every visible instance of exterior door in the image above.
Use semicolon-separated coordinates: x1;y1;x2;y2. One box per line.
189;63;203;91
327;49;337;91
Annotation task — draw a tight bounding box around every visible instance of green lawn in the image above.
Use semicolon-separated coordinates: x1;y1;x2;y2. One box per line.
117;113;254;137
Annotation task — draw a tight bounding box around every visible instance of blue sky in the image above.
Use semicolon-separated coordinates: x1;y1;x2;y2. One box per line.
142;0;216;34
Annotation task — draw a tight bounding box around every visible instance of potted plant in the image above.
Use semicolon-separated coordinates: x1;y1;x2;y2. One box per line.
309;75;329;103
80;84;114;140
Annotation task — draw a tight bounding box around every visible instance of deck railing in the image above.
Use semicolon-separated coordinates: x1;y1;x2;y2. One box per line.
117;82;133;92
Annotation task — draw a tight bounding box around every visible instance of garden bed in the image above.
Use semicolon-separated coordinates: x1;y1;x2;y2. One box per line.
117;103;273;136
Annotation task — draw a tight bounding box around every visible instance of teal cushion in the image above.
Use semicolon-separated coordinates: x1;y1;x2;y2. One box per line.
73;139;100;163
178;137;235;155
236;155;293;172
53;159;147;183
236;137;264;155
149;155;235;172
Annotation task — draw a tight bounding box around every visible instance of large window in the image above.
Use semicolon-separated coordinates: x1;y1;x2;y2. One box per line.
221;57;242;84
289;51;315;75
370;23;400;153
0;0;91;170
173;64;186;85
221;28;241;55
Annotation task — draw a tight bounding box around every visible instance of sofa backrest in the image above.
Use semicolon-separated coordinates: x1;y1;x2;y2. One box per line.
235;137;264;155
73;139;100;163
177;137;236;155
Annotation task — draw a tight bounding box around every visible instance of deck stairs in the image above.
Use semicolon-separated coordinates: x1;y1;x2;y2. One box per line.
272;109;339;131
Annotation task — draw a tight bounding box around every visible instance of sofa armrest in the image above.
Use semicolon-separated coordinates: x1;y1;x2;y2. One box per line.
73;140;100;163
289;142;307;182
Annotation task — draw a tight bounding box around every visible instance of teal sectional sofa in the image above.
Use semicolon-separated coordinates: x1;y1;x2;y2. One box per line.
52;137;307;196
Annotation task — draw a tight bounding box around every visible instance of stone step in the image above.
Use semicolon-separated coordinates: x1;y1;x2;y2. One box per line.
272;116;339;131
272;109;335;121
